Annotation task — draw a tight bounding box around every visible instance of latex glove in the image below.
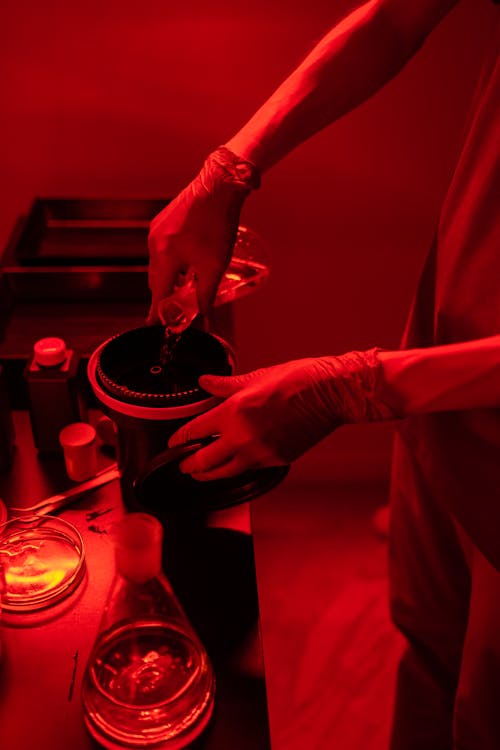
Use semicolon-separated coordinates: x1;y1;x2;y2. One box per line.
147;146;260;323
168;349;397;480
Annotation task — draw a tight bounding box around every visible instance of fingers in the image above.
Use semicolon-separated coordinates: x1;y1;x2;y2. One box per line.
179;437;234;475
188;455;256;482
199;369;269;397
148;261;181;325
146;304;159;326
168;409;220;448
196;266;225;316
199;374;243;398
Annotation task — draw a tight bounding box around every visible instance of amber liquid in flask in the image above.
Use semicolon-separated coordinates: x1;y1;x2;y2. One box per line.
82;514;215;749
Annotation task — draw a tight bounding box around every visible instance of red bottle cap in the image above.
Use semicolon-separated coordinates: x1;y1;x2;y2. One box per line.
34;337;67;367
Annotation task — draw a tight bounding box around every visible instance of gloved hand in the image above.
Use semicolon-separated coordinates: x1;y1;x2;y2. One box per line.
168;349;398;480
147;146;260;323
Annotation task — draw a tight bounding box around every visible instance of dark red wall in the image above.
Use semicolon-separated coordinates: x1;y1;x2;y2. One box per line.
0;0;496;472
1;0;495;359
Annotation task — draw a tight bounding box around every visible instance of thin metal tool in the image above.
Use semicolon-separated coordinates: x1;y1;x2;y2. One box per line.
9;464;120;517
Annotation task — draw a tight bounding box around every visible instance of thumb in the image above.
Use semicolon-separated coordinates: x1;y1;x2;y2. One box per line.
148;263;181;325
199;369;267;397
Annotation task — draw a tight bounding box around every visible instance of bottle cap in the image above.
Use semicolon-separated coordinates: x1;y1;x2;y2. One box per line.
34;337;67;367
95;415;118;448
113;513;163;583
59;422;97;482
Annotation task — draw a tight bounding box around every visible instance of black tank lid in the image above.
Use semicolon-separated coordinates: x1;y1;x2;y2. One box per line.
134;438;289;513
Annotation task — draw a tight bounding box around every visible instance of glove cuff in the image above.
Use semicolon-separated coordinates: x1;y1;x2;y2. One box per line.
319;348;399;424
199;146;261;193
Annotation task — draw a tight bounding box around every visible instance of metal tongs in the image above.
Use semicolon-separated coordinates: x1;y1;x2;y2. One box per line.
9;464;120;517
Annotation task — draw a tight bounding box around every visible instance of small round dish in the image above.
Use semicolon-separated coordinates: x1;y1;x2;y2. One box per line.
0;514;86;613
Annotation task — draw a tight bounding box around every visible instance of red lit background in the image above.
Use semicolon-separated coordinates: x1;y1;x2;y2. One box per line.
0;1;497;747
1;0;495;351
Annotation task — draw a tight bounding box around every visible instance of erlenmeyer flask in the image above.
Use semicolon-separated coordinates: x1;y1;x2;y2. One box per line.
82;513;215;749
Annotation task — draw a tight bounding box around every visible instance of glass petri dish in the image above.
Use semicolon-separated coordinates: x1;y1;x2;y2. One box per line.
0;514;86;613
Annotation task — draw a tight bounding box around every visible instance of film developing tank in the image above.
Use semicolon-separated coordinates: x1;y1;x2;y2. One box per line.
88;224;286;514
88;325;288;516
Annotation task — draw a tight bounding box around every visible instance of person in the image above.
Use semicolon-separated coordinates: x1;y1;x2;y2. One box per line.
147;1;500;747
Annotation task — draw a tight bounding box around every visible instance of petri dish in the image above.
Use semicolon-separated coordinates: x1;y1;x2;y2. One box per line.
0;514;86;613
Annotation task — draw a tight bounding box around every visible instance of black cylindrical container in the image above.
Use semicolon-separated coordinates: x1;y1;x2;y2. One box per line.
88;325;287;517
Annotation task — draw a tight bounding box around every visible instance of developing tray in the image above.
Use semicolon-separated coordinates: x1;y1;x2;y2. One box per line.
0;198;164;404
0;198;233;406
1;198;168;302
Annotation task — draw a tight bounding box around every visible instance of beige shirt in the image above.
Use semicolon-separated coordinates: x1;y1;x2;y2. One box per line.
395;12;500;567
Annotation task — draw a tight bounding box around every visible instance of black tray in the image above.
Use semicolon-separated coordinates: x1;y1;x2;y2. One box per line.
1;198;169;302
0;299;233;408
0;198;234;407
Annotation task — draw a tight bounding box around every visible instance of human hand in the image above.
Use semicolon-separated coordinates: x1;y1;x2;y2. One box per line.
147;147;260;323
168;350;396;480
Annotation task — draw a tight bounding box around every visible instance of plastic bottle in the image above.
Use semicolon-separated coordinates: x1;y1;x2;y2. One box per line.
82;513;215;749
24;337;86;454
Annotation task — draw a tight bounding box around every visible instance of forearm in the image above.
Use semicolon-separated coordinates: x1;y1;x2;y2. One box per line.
225;0;459;171
378;336;500;416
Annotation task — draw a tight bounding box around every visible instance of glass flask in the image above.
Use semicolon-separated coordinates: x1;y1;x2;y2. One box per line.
82;513;215;749
158;226;269;359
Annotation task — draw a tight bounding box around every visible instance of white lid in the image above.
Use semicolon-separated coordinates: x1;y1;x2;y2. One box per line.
59;422;96;448
59;423;97;482
113;513;163;583
88;343;223;421
34;337;67;367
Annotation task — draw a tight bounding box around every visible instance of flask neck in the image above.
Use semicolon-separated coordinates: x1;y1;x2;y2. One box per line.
100;514;189;630
114;513;163;583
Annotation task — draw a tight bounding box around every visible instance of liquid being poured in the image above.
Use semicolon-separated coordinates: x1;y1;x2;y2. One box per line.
159;329;182;369
158;279;198;369
157;253;269;370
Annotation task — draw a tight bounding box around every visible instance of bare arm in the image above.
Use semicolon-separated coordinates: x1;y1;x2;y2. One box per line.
148;0;460;317
378;335;500;416
167;336;500;479
226;0;461;170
